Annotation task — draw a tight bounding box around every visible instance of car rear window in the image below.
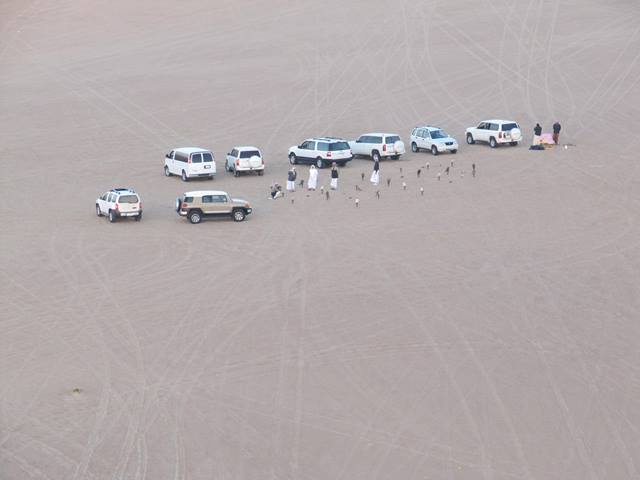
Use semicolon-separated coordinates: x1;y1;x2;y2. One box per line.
329;142;350;151
191;153;202;163
118;195;138;203
240;150;260;158
385;135;400;144
202;152;213;162
501;123;518;131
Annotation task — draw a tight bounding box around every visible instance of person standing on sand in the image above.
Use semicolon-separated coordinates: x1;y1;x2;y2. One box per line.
308;165;318;191
370;157;380;186
533;123;542;145
552;121;561;144
330;162;339;190
287;166;297;192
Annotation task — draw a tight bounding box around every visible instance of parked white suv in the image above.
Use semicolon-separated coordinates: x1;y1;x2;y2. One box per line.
288;137;352;168
96;188;142;223
410;126;458;155
225;146;264;176
164;147;216;181
349;133;405;161
465;120;522;148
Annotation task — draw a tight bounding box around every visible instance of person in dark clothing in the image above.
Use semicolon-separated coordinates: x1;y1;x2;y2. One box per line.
286;167;297;191
552;121;561;144
370;158;380;185
533;123;542;146
330;162;339;190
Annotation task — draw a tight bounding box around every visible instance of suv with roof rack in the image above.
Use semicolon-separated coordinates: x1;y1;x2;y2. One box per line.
465;120;522;148
410;126;458;155
175;190;252;224
349;133;405;161
288;137;352;168
96;188;142;223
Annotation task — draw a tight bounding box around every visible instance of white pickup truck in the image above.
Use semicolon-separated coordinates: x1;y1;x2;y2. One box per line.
349;133;405;161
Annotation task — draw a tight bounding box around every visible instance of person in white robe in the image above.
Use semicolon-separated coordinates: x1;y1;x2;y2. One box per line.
308;165;319;190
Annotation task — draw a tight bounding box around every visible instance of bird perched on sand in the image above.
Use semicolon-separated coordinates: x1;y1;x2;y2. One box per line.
450;160;454;167
291;198;295;204
320;185;324;194
437;172;441;181
355;184;362;191
417;169;422;178
355;198;359;207
426;162;430;170
445;166;450;175
376;190;380;199
420;187;424;196
361;172;365;181
472;163;476;177
386;178;391;187
402;181;407;190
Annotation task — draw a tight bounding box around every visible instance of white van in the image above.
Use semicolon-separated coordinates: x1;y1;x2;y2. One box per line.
164;147;216;181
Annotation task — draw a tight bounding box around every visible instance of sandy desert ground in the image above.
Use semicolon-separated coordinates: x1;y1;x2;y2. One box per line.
1;0;640;478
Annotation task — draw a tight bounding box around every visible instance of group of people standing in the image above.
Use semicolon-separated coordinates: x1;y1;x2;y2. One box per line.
532;121;562;146
286;162;341;192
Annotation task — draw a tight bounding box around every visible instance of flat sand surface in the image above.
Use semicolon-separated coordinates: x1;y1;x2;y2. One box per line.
2;1;640;478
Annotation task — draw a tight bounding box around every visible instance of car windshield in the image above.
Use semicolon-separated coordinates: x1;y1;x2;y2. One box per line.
202;152;213;162
385;136;400;144
329;142;350;151
502;123;518;131
118;195;138;203
240;150;260;158
431;130;448;139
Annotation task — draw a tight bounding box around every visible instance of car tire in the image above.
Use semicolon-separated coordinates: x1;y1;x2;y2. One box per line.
372;150;380;162
489;137;497;148
316;157;324;169
258;170;264;176
338;162;346;167
207;175;214;180
96;204;102;217
164;166;171;177
451;149;457;154
289;153;297;165
181;170;188;182
391;155;400;160
466;133;475;145
234;169;239;177
232;209;246;222
510;141;518;146
188;210;202;224
134;212;142;221
411;142;418;153
431;145;439;156
108;210;116;223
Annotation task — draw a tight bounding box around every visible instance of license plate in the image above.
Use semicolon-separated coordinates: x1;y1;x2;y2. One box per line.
204;165;211;169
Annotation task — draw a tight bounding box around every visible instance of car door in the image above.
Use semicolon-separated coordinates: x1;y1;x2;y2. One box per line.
172;151;185;175
301;141;315;163
214;194;232;214
227;148;238;171
420;129;431;149
201;194;215;214
473;122;486;142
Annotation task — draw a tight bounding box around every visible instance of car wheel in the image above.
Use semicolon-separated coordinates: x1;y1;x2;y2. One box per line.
431;145;439;156
96;204;102;217
108;210;116;223
372;151;380;162
164;166;171;177
339;162;346;167
181;170;188;182
489;137;497;148
134;212;142;221
510;141;518;146
289;153;297;165
188;210;202;224
466;133;475;145
207;175;214;180
316;157;324;169
232;209;246;222
391;155;400;160
411;142;418;153
451;149;457;154
258;170;264;176
234;168;239;177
